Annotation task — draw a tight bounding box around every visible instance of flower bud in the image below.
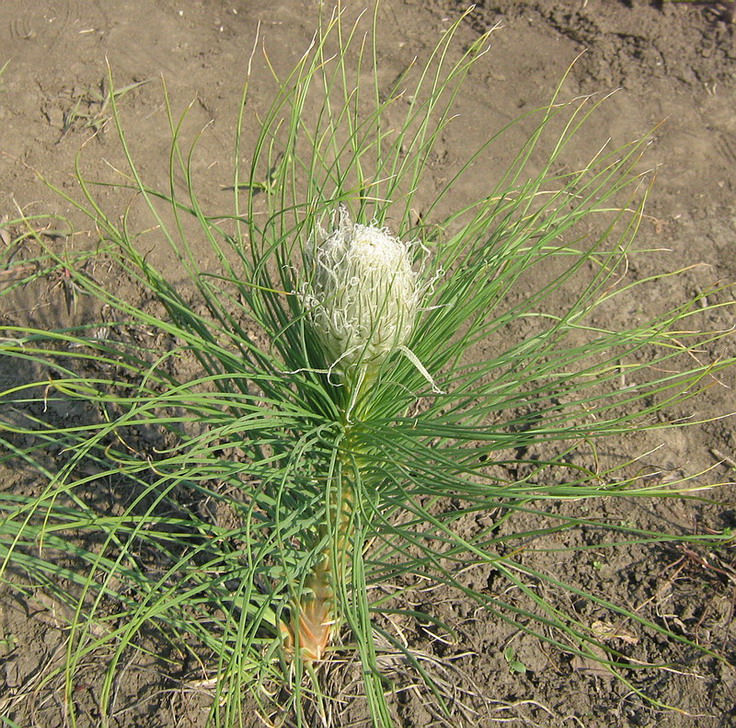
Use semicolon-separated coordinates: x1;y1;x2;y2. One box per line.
301;206;420;375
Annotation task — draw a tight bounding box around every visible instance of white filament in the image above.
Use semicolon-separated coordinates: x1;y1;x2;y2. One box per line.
301;206;420;373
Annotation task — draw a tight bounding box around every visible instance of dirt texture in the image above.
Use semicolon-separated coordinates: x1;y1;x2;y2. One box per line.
0;1;735;727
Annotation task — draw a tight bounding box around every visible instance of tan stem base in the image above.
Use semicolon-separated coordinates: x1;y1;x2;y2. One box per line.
281;560;335;662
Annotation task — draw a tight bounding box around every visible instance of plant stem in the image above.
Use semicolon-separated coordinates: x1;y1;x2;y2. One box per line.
289;443;356;662
286;372;372;662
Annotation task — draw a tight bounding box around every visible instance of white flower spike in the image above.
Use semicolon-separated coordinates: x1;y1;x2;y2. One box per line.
301;206;441;393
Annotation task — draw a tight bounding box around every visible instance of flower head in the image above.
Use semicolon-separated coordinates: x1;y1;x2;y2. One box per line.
300;206;420;376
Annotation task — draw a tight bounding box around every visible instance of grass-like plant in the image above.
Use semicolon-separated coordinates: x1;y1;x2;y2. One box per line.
0;6;734;727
